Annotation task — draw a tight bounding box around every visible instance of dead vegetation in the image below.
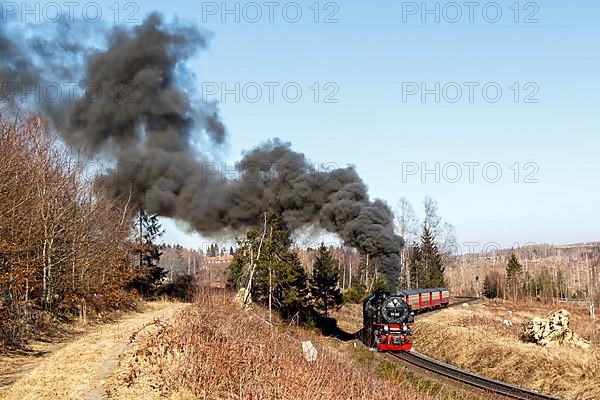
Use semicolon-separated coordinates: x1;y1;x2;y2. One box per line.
107;290;441;400
413;300;600;400
0;107;139;349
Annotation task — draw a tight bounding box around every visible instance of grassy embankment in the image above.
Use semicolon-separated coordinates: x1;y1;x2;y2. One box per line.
413;299;600;400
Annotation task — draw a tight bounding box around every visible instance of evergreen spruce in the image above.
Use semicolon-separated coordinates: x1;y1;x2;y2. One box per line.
483;274;497;298
130;209;166;296
506;253;523;299
227;213;311;320
309;243;343;317
280;252;310;319
419;224;445;288
407;224;445;289
370;276;389;294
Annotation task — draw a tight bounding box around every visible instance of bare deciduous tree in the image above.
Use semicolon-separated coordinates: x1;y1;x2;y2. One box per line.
0;107;137;347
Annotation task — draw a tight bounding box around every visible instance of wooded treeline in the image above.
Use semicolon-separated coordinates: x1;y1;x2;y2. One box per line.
227;213;343;323
226;197;453;321
481;251;599;311
226;208;448;326
447;243;599;314
0;109;164;347
395;196;452;290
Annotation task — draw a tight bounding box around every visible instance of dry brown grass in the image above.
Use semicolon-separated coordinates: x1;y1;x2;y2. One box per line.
107;291;441;400
0;301;186;400
413;300;600;400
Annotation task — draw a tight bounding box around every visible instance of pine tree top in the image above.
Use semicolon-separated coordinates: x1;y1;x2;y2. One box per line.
371;276;389;294
506;253;523;279
312;243;338;281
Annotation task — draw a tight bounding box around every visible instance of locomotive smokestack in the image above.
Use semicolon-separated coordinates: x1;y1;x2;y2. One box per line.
0;13;403;289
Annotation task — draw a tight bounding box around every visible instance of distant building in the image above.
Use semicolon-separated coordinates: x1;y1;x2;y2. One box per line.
203;254;234;267
199;255;234;288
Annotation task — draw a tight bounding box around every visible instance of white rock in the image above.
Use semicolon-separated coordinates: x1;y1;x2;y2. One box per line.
302;341;318;362
502;319;513;327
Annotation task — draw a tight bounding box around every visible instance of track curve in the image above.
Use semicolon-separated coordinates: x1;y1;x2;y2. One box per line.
391;351;560;400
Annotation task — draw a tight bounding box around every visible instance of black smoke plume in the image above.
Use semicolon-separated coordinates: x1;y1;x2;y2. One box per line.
0;13;403;288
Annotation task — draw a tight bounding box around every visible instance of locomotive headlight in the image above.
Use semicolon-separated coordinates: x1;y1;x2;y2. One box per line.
384;325;389;332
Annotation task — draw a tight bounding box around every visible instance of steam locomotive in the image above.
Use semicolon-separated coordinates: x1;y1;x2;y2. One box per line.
362;292;414;351
361;288;450;352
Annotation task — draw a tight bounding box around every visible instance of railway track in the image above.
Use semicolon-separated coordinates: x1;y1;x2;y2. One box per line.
391;351;561;400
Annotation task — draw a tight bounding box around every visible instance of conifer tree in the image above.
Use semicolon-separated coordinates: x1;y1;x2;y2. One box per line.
227;213;311;320
483;274;497;298
130;208;166;296
420;224;445;288
310;243;343;317
506;253;523;300
370;276;389;294
280;252;310;319
226;231;256;290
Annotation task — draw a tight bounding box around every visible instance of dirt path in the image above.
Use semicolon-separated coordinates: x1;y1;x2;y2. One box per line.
0;301;188;400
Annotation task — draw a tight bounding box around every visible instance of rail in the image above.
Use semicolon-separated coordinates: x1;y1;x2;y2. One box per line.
391;351;561;400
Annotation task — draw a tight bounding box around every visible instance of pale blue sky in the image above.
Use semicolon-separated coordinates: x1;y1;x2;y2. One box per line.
17;0;600;250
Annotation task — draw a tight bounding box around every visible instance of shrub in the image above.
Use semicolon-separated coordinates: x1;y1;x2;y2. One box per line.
343;285;367;303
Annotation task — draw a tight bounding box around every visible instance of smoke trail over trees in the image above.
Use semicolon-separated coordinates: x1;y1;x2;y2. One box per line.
0;13;403;288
